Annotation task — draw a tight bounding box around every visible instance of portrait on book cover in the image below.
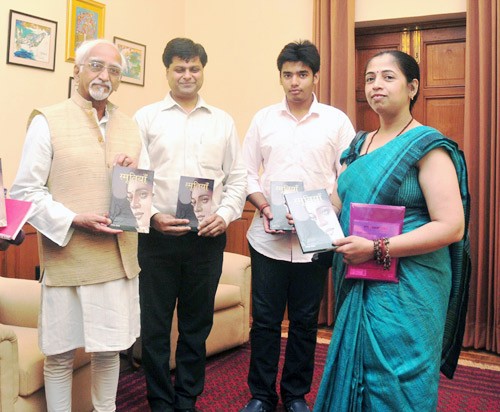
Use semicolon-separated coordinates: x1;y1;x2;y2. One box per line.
110;166;154;233
176;176;214;230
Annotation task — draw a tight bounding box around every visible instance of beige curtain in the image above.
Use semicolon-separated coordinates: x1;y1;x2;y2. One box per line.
313;0;356;121
313;0;356;325
462;0;500;353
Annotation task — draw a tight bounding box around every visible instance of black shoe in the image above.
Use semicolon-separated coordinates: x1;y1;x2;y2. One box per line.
285;399;310;412
239;398;273;412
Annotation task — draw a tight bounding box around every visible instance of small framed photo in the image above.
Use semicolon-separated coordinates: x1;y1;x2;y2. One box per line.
7;10;58;71
68;76;76;98
66;0;105;62
113;37;146;86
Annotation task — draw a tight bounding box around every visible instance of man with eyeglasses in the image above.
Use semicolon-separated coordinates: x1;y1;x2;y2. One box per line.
11;39;143;411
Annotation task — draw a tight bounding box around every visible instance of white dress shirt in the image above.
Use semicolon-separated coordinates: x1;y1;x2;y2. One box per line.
134;93;247;226
243;95;355;262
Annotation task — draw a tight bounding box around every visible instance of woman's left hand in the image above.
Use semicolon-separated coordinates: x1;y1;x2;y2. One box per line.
334;236;374;265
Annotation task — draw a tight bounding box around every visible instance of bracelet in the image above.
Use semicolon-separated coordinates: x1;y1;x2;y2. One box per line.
373;239;382;264
258;202;270;216
382;237;391;270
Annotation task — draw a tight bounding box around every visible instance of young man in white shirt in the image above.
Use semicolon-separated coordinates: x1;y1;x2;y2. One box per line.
240;40;355;412
134;38;247;412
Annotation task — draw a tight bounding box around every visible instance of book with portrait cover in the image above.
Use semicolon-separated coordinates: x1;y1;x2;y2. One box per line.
0;199;34;241
109;166;154;233
346;203;405;283
0;159;6;227
176;176;215;231
284;188;344;254
269;181;304;231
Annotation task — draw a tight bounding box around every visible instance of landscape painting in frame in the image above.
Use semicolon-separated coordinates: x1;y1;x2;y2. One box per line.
114;37;146;86
7;10;57;71
66;0;105;61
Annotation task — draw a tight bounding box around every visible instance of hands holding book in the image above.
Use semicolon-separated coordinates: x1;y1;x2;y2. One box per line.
0;230;25;251
197;214;227;237
151;212;227;237
151;213;192;236
331;236;374;265
72;213;123;235
261;206;289;234
113;153;137;168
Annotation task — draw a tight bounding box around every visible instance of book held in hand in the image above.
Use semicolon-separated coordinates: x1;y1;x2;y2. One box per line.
346;203;405;283
176;176;214;231
269;181;304;231
285;188;344;254
109;166;154;233
0;199;34;241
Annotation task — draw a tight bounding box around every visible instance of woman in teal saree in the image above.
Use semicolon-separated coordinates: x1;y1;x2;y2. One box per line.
314;51;470;411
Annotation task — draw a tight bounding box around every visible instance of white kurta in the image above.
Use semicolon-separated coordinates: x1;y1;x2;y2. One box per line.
11;111;141;355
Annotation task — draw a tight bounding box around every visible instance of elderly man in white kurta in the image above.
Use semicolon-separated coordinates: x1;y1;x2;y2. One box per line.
11;39;143;412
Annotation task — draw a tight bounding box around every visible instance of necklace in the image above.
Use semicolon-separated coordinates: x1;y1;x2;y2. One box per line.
364;117;414;155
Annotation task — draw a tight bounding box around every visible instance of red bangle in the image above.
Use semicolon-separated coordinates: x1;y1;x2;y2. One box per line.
258;202;270;215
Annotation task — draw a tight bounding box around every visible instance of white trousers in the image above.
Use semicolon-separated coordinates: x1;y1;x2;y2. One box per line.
44;350;120;412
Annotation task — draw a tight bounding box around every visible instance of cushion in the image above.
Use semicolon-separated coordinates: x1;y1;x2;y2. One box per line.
13;325;90;396
213;284;241;311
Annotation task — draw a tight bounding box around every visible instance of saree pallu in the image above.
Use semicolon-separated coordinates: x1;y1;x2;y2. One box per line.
314;126;470;412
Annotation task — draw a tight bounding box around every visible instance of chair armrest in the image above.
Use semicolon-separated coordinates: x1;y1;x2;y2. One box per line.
0;325;20;410
220;252;251;288
220;252;251;336
0;277;40;328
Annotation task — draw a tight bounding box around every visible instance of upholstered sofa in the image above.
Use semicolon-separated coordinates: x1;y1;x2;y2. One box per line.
0;276;92;412
0;251;251;411
132;251;252;369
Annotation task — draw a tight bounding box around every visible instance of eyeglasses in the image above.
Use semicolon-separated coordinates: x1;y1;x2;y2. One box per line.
83;61;122;77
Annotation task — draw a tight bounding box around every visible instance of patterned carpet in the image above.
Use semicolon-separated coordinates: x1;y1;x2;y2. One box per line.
117;340;500;411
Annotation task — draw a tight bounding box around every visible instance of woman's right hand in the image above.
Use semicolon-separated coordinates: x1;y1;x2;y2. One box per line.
334;235;374;265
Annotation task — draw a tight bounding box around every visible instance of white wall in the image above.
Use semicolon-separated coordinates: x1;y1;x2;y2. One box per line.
1;0;185;187
185;0;313;145
0;0;466;188
355;0;466;25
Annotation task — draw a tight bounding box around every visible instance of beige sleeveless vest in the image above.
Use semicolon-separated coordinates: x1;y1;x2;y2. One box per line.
30;93;142;286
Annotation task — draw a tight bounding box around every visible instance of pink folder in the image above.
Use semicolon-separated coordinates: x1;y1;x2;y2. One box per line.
0;199;34;241
346;203;405;283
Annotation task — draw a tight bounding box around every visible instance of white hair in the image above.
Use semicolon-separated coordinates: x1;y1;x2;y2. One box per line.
74;39;126;67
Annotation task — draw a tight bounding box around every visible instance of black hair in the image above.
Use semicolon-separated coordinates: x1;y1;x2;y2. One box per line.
277;40;320;74
366;50;420;111
162;38;208;68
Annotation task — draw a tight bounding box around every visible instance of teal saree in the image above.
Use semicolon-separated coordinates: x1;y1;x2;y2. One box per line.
314;126;470;411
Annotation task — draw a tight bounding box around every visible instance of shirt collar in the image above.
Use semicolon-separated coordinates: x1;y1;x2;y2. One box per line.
70;90;117;114
277;93;321;119
160;92;212;114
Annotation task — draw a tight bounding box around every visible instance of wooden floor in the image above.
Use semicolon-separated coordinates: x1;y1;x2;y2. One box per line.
283;321;500;368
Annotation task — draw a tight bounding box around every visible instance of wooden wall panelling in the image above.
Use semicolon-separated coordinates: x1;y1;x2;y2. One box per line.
0;223;39;279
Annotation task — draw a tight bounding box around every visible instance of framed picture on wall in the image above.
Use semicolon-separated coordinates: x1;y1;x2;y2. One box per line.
65;0;105;62
113;37;146;86
6;10;58;71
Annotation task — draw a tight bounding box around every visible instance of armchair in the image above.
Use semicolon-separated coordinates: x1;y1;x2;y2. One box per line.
0;277;92;412
132;251;252;368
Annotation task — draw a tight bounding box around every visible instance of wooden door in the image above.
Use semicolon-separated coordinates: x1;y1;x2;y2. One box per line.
355;20;466;149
